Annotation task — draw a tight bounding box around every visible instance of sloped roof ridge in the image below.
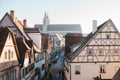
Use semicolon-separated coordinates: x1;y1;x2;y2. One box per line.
68;19;110;62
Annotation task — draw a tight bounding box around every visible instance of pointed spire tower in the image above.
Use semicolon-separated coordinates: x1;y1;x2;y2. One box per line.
43;12;50;33
43;11;50;27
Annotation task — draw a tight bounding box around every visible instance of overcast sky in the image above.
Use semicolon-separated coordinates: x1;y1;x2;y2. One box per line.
0;0;120;33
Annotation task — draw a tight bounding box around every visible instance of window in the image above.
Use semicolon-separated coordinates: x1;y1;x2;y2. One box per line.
75;66;80;74
106;34;110;39
8;50;10;60
100;65;106;73
99;49;104;56
11;51;13;58
40;53;44;60
88;49;93;56
11;70;16;80
9;34;11;39
114;50;118;56
5;52;7;59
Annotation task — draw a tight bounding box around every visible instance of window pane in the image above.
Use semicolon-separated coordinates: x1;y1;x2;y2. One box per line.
75;66;80;74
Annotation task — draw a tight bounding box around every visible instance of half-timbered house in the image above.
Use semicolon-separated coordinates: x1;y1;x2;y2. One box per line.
0;27;20;80
65;19;120;80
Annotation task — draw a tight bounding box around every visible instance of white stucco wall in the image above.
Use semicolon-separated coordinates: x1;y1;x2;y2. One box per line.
70;62;120;80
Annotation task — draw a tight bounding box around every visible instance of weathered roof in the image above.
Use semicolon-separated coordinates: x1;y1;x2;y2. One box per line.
0;27;10;56
67;19;116;62
34;24;82;32
0;12;40;52
16;38;30;67
24;27;41;33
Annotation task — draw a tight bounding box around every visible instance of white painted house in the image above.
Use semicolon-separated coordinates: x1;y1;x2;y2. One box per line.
24;28;45;79
65;19;120;80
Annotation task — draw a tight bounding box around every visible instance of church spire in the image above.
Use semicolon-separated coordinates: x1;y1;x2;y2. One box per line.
43;11;50;26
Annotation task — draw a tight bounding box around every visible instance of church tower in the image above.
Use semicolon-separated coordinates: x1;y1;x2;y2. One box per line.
43;12;50;33
43;12;50;27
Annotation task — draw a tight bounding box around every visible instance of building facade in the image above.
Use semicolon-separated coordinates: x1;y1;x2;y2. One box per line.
0;27;20;80
65;19;120;80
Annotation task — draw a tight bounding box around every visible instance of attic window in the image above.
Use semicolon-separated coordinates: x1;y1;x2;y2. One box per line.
106;34;110;39
11;51;13;58
88;49;93;56
5;52;7;59
114;50;118;56
99;49;104;56
9;34;11;39
8;50;10;60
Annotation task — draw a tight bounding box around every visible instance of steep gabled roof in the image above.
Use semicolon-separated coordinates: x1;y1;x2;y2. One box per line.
0;12;40;52
0;12;29;40
67;19;119;62
0;27;20;62
16;38;30;67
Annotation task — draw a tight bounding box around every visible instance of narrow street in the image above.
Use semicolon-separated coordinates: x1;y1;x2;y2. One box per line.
48;51;64;80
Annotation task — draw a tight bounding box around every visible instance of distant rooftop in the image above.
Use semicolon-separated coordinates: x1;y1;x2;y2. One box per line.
34;24;82;32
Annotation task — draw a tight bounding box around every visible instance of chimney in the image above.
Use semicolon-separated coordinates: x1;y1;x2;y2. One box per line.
23;19;27;28
10;10;14;19
92;20;97;33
